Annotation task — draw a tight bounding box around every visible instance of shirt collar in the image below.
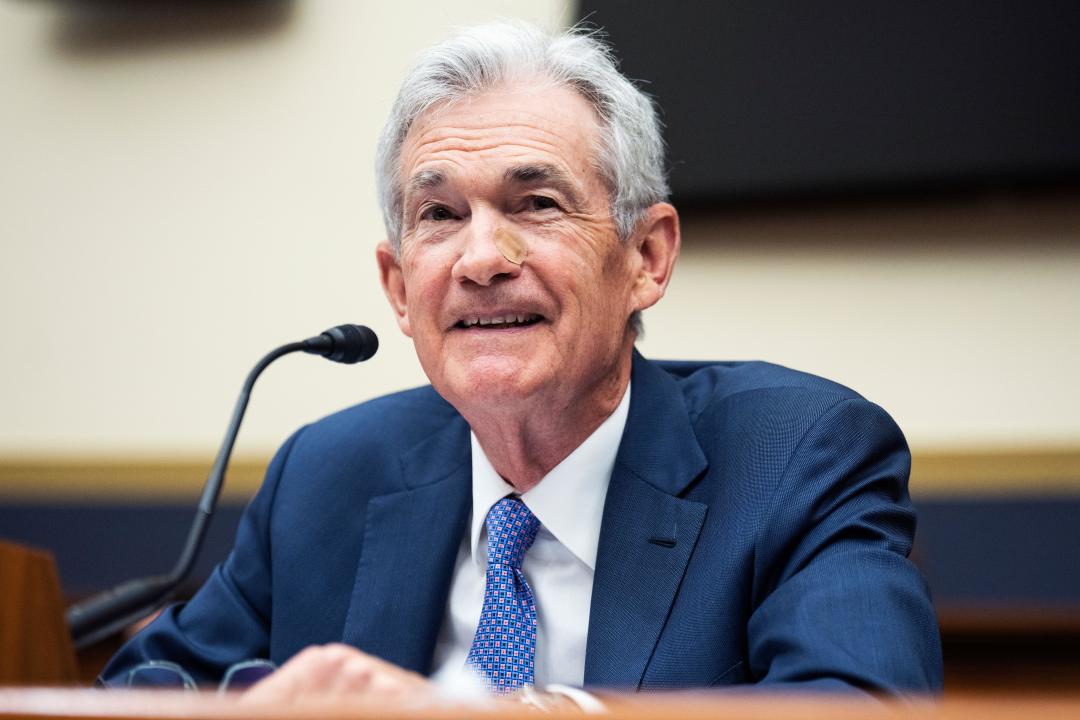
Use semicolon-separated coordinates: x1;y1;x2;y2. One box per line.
469;381;631;571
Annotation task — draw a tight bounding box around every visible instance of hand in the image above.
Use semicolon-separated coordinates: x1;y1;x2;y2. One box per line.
239;643;434;706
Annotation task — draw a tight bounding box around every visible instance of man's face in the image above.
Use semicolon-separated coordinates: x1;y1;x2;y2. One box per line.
378;83;655;411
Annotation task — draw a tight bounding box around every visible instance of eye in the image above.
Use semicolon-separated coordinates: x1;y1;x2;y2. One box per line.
421;204;456;222
527;195;560;212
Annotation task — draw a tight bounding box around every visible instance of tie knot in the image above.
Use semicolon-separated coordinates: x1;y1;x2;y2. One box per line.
484;497;540;570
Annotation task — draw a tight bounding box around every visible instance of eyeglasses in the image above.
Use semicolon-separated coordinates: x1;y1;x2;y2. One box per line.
124;658;278;693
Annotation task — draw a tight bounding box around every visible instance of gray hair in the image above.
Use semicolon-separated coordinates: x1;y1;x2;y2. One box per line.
375;20;669;252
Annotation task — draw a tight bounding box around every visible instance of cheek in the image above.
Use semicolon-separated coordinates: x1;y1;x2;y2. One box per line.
401;246;457;329
542;255;628;331
591;243;636;304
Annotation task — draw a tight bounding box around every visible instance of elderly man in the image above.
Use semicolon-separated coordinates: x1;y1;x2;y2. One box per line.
102;22;943;702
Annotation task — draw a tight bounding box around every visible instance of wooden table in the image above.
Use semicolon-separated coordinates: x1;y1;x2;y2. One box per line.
2;689;1079;720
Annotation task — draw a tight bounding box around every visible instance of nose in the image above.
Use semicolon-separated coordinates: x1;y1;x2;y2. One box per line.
450;212;523;286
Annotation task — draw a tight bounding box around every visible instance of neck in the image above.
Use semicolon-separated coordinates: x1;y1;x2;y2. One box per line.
462;349;633;494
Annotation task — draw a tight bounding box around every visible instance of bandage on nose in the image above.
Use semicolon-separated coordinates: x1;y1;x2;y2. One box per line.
494;228;527;265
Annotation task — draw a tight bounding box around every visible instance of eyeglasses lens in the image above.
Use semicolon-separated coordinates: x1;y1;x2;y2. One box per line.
126;664;195;690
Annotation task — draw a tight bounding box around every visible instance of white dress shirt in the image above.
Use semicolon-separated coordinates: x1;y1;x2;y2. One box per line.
430;382;631;688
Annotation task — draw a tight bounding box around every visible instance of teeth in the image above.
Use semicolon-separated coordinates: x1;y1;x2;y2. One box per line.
461;313;539;328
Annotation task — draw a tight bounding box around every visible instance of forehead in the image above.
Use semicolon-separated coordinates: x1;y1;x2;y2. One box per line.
399;83;603;190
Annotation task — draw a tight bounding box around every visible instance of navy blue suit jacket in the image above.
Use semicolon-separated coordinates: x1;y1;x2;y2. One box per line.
102;352;943;692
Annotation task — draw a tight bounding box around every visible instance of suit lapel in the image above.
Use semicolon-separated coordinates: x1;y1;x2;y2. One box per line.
341;417;471;675
584;351;709;688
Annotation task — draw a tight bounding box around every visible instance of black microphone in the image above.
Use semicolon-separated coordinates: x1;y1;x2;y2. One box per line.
301;323;378;364
66;324;378;649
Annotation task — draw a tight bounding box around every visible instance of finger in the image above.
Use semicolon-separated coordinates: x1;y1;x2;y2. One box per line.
240;644;433;705
242;645;347;703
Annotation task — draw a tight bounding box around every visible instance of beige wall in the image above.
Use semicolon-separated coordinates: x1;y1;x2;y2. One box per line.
2;2;1078;463
657;198;1080;451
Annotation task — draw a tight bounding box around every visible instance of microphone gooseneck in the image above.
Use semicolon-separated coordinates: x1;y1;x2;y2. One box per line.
66;324;378;649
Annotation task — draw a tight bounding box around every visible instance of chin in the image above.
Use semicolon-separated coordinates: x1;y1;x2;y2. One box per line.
440;355;545;406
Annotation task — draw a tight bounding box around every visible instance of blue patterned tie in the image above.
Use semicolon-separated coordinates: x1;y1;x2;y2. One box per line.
466;497;541;693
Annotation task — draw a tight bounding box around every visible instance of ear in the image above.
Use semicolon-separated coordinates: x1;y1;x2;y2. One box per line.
376;241;413;337
629;202;680;313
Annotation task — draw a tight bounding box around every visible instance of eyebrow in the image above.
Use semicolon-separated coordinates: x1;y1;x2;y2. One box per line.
504;164;583;207
403;163;584;208
405;169;446;196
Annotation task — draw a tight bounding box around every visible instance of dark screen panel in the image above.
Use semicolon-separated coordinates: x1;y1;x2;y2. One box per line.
578;1;1080;202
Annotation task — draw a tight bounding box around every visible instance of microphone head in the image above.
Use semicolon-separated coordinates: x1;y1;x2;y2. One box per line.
321;324;378;364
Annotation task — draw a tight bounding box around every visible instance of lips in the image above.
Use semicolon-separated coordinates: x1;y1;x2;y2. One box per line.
455;313;544;330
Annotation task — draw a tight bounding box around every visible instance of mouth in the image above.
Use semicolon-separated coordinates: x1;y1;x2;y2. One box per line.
454;313;545;330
